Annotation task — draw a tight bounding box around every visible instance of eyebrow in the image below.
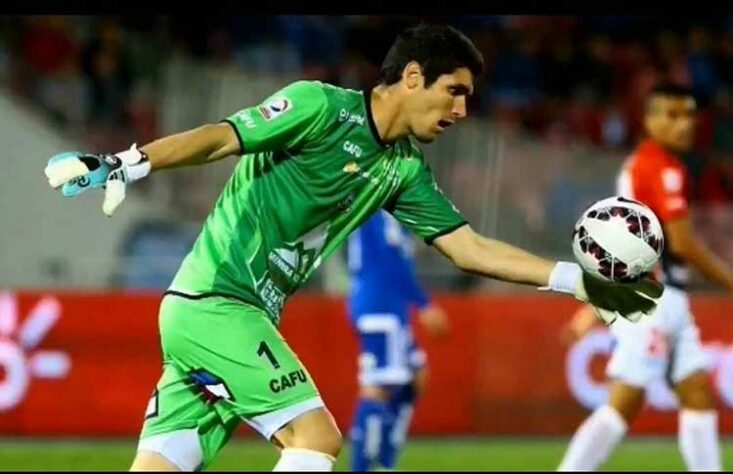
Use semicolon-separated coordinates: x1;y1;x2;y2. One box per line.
450;84;472;95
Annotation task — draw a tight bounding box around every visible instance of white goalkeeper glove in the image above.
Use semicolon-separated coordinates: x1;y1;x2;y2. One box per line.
44;144;151;216
541;261;664;325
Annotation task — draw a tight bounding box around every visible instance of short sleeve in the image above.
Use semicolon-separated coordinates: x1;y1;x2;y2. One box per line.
223;81;329;154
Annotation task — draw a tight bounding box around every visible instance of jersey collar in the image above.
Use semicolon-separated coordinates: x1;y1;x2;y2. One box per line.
638;138;677;161
362;90;389;149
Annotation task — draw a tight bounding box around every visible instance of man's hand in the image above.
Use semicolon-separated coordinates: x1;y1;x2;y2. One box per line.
418;303;449;338
45;144;151;216
578;272;663;324
543;262;664;325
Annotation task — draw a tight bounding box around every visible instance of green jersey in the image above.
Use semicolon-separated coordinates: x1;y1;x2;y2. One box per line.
168;80;467;323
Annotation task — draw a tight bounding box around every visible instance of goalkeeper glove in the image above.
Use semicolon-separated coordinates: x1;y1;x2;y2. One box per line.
44;144;151;216
541;261;664;325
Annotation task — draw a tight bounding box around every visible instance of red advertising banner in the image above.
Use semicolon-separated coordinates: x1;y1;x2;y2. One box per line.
1;291;732;437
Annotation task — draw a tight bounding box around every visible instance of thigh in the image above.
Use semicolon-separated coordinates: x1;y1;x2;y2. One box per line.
668;295;710;385
606;316;669;387
156;295;322;437
271;406;342;456
670;323;711;386
138;361;238;471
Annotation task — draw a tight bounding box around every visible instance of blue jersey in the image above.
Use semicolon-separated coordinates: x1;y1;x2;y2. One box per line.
347;210;430;321
347;210;430;386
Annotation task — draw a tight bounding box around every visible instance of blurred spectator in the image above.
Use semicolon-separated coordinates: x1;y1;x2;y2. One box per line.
715;31;733;90
575;34;614;104
18;16;84;125
2;14;733;168
81;19;133;126
656;30;691;86
687;26;718;107
489;28;541;111
540;33;579;101
600;98;629;149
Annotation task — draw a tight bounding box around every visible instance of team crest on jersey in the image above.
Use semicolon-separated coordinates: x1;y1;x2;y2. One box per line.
259;97;292;121
337;193;355;213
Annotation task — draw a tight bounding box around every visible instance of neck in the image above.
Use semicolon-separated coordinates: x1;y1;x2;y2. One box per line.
370;85;410;143
646;137;681;156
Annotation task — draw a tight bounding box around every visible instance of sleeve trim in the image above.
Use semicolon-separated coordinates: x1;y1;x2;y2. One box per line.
221;119;245;154
424;220;469;245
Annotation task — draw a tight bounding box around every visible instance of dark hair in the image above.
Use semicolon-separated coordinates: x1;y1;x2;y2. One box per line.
646;82;696;113
379;23;485;87
649;82;694;99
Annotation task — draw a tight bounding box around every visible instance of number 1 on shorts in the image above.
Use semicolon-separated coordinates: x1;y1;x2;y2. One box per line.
257;341;280;369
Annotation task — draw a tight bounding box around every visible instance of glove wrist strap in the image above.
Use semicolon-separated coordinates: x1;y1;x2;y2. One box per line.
115;143;151;183
544;261;581;294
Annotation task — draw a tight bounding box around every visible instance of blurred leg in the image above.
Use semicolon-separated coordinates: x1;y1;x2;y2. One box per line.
557;381;644;471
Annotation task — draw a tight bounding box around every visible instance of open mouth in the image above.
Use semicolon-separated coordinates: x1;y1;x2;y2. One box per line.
437;119;453;131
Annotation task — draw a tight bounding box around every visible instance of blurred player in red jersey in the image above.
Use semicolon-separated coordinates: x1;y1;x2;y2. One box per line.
558;83;733;471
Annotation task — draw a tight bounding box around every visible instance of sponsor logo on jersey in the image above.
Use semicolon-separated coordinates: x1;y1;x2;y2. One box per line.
269;369;308;393
665;196;687;211
259;279;286;319
342;160;398;188
662;168;683;192
262;224;330;314
258;97;292;121
234;110;257;129
338;108;365;125
343;141;363;158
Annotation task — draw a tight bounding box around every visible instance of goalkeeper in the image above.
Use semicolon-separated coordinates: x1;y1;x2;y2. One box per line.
45;23;663;472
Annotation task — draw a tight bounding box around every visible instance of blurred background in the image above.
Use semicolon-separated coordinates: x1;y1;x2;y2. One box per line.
1;15;733;471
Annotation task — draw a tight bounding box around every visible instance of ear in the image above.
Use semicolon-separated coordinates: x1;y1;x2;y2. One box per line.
401;61;424;90
643;112;655;136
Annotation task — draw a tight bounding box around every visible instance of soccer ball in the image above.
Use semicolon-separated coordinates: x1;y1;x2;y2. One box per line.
572;196;664;282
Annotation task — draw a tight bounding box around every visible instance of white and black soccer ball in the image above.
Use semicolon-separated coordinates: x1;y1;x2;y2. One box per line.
572;196;664;282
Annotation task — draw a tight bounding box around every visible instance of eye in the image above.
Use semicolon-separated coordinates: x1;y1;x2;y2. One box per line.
448;85;471;97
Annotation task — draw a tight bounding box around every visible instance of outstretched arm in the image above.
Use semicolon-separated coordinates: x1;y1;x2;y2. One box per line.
432;225;555;287
432;224;663;324
45;80;329;216
142;123;241;171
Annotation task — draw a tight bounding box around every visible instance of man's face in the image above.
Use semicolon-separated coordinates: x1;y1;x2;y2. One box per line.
645;95;697;153
403;65;474;143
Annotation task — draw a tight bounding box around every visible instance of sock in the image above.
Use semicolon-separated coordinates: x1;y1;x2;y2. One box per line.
557;405;628;471
350;398;389;471
379;383;417;470
679;409;721;471
273;448;334;471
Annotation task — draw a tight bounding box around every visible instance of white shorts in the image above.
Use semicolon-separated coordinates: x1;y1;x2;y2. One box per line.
606;286;710;388
137;397;325;471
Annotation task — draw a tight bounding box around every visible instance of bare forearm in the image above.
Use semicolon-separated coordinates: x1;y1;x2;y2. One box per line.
678;238;733;291
458;233;556;287
140;124;240;172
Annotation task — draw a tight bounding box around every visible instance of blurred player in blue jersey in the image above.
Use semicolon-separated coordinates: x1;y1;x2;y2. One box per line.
346;209;449;471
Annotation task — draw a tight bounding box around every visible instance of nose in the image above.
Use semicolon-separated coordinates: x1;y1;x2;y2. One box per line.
452;97;467;119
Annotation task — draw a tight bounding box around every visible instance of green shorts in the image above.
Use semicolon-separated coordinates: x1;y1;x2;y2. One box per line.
138;293;323;469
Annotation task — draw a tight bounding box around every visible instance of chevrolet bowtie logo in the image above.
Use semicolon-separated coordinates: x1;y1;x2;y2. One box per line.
343;162;360;174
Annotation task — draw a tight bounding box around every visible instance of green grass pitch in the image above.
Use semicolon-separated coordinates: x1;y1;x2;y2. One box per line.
1;437;731;471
